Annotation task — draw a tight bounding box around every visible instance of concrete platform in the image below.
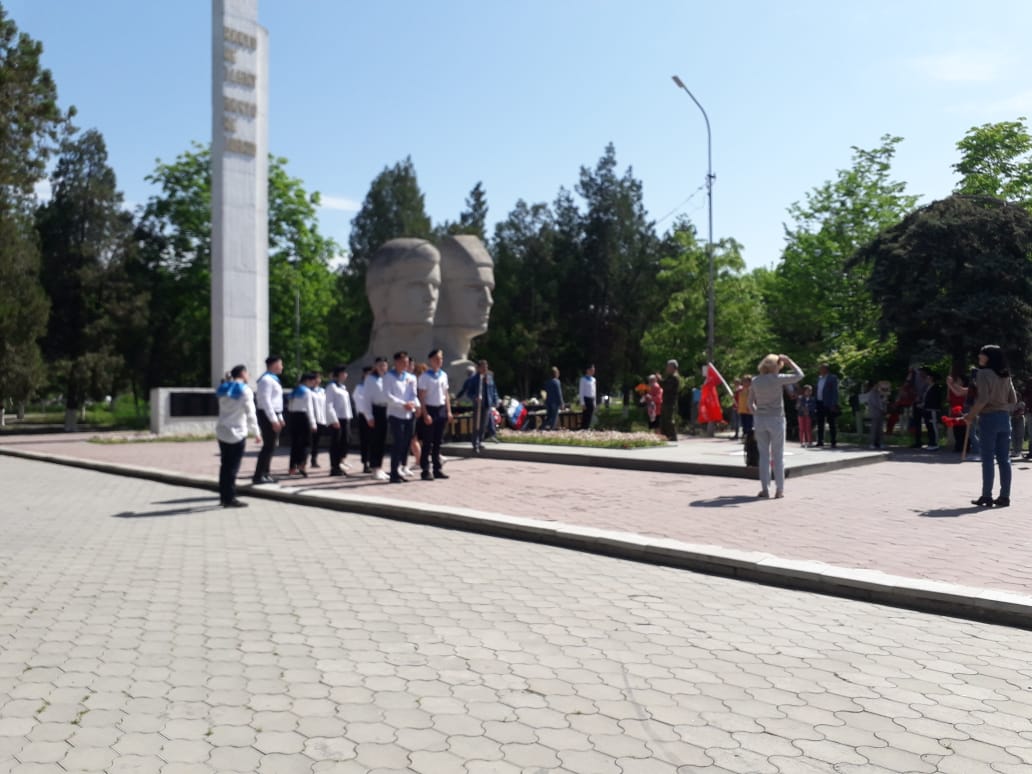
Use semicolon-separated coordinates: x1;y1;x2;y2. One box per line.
445;437;890;477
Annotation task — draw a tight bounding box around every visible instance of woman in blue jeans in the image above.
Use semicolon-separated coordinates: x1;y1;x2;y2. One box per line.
967;345;1017;508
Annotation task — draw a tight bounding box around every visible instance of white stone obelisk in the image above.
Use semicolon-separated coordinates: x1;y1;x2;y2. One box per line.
211;0;268;386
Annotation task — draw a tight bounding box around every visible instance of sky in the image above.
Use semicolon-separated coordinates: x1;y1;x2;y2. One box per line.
10;0;1032;270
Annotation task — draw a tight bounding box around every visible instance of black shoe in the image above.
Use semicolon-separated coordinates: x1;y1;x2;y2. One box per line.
434;471;449;480
262;475;277;484
310;460;320;468
971;496;994;508
298;468;308;478
389;475;405;484
421;471;433;481
994;496;1010;508
816;442;825;447
222;499;248;508
329;469;345;477
363;464;371;474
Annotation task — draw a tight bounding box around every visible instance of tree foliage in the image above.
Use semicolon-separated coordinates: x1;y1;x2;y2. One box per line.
854;194;1032;374
0;5;69;405
335;157;433;362
764;135;918;367
133;144;340;387
953;118;1032;208
37;129;139;421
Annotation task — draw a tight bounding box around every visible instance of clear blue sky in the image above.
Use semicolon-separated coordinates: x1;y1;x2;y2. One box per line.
11;0;1032;269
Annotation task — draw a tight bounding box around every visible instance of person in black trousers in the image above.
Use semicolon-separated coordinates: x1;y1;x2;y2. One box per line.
417;349;453;480
814;363;840;448
364;358;390;481
252;355;284;484
215;365;261;507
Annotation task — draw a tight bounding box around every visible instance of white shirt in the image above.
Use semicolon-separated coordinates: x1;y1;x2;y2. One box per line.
579;375;597;402
256;371;284;420
287;386;318;430
326;380;353;425
364;372;387;407
311;386;328;425
816;375;827;402
384;369;420;420
417;370;450;406
353;382;370;418
215;382;260;444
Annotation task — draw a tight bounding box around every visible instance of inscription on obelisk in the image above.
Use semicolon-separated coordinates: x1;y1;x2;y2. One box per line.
211;0;269;385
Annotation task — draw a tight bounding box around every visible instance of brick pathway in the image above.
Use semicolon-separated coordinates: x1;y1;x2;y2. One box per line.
2;433;1030;597
2;457;1032;773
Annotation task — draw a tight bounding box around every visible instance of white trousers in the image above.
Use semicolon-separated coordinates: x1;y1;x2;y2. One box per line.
754;415;786;493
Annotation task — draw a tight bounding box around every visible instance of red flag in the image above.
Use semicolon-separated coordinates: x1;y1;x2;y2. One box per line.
697;364;725;424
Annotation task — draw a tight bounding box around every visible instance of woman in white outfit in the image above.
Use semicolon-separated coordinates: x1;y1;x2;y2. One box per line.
748;354;804;499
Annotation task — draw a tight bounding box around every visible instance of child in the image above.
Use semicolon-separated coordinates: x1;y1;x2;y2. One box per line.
796;385;815;447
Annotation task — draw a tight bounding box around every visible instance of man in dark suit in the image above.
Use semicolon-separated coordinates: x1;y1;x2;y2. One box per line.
458;359;500;453
815;363;840;448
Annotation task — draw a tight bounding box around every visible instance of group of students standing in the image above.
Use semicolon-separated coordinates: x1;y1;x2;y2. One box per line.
213;350;466;507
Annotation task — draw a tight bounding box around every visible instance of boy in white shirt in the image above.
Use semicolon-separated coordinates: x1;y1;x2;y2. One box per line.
216;364;261;507
363;358;390;480
309;371;329;468
417;348;453;480
579;365;597;430
287;372;319;477
325;365;354;477
383;351;420;484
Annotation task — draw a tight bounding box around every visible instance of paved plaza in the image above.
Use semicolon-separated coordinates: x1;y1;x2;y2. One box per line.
2;433;1031;597
2;457;1032;773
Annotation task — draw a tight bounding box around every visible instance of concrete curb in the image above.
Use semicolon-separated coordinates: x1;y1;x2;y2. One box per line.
4;446;1030;630
442;442;892;479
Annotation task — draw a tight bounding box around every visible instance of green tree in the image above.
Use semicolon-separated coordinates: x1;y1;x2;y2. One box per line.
134;144;340;387
643;220;772;382
853;195;1032;375
479;199;559;395
565;143;660;395
766;135;918;367
336;157;433;362
36;129;138;428
0;5;71;406
953;118;1032;207
442;181;489;240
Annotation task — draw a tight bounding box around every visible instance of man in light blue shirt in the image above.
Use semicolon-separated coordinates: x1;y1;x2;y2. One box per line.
384;351;420;484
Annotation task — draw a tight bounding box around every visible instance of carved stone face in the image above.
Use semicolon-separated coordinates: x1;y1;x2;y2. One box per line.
386;274;440;325
366;239;441;327
436;236;495;334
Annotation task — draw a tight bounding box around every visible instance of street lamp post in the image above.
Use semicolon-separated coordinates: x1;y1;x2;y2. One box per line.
671;75;715;364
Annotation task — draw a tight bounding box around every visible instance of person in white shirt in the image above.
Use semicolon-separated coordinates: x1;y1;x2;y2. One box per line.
417;349;453;480
384;351;420;484
579;365;597;430
363;358;390;480
309;372;329;468
287;372;319;477
216;364;261;507
353;365;373;473
325;365;354;477
252;355;284;485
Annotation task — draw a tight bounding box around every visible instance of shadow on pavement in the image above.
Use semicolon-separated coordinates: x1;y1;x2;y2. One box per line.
152;496;217;505
917;506;985;518
689;495;758;508
113;503;221;518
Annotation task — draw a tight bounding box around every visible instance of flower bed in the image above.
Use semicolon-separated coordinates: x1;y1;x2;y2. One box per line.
496;428;667;449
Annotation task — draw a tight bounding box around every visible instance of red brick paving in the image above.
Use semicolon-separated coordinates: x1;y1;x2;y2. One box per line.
3;432;1031;595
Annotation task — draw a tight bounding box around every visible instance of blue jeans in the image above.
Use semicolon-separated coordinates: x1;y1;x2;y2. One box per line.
979;411;1011;498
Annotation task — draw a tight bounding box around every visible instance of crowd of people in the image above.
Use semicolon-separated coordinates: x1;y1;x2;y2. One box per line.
213;344;1020;510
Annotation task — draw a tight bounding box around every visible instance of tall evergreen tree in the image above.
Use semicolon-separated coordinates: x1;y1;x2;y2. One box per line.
335;157;433;361
36;129;137;428
0;5;70;407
